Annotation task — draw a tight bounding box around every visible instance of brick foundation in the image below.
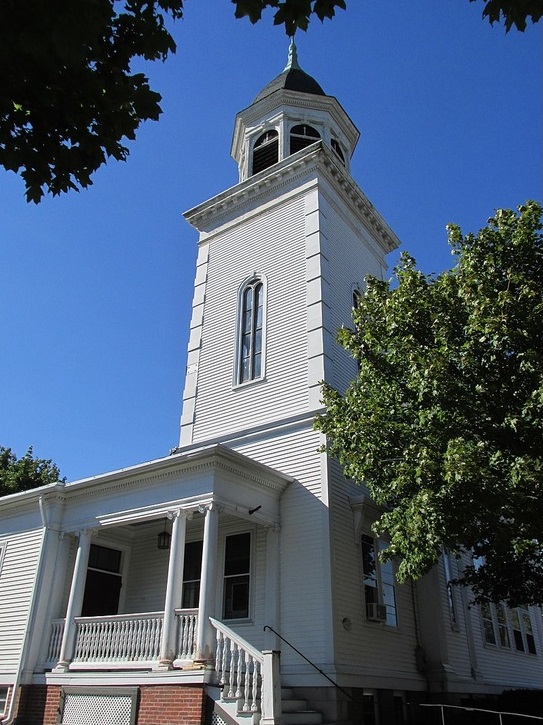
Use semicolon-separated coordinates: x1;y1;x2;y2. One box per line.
138;685;205;725
13;684;205;725
15;685;62;725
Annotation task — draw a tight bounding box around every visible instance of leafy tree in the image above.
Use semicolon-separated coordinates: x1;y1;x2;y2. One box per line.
0;446;65;497
1;0;539;204
476;0;543;31
315;201;543;607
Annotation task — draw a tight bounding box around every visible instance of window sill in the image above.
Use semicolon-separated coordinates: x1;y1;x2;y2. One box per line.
232;377;266;391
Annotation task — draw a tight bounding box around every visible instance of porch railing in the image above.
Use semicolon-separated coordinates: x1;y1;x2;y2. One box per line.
44;609;198;669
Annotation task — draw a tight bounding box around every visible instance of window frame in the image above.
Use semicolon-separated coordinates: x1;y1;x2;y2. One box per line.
361;533;398;627
0;543;5;577
0;686;8;716
222;531;252;621
442;550;459;629
234;275;267;387
182;539;203;610
480;602;537;655
81;539;129;617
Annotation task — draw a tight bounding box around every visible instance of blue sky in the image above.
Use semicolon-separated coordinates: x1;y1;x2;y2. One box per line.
0;0;541;482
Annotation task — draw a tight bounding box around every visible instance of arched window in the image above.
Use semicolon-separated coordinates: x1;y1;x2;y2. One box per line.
331;138;345;165
252;130;279;175
289;124;320;155
353;288;362;311
238;277;264;384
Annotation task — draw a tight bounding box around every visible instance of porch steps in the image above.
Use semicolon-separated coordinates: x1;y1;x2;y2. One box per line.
281;687;326;725
209;684;331;725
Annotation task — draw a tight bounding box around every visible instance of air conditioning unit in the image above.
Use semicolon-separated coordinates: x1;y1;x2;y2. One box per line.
366;602;387;622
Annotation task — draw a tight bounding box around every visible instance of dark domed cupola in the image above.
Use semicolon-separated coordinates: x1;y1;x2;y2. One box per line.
252;41;326;103
231;40;359;181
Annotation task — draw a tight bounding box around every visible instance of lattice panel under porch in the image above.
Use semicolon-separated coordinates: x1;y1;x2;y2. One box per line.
60;692;133;725
211;713;227;725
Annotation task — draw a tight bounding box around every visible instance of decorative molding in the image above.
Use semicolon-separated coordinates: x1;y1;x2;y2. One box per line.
185;143;400;255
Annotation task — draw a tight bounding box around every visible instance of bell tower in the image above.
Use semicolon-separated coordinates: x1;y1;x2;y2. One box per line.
179;41;399;449
176;45;403;708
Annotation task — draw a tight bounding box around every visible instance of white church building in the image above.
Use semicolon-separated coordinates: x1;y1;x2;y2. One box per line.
1;43;542;725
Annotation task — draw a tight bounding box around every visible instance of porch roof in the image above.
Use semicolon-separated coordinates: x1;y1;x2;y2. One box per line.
0;444;293;532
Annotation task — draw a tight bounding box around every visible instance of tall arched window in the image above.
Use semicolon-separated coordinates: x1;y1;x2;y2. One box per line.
252;130;279;175
238;278;264;384
290;124;320;155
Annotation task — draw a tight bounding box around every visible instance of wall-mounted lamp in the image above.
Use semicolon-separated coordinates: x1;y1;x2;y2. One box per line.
248;505;262;515
157;520;171;550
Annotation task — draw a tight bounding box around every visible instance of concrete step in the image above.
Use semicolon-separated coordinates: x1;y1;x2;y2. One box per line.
280;687;323;725
281;698;309;712
281;711;323;725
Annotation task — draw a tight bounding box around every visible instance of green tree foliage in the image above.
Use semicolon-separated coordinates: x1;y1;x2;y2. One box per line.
1;0;539;203
0;446;65;497
315;201;543;607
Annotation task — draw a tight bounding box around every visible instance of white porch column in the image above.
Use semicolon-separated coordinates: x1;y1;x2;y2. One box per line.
264;524;280;650
53;529;93;672
158;510;188;669
195;502;219;661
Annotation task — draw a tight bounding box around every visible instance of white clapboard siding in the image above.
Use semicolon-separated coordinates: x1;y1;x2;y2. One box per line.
191;194;309;444
320;191;388;396
0;529;43;673
327;461;424;687
233;425;333;669
123;524;169;614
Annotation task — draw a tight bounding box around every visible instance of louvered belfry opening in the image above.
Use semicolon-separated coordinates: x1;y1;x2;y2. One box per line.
252;130;279;175
289;124;320;155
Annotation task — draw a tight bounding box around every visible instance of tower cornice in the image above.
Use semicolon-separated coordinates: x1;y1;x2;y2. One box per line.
184;142;400;255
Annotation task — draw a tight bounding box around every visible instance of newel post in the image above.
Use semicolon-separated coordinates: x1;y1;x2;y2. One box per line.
261;650;282;725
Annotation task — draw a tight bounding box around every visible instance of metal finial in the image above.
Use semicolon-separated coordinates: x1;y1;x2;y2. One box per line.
283;38;301;71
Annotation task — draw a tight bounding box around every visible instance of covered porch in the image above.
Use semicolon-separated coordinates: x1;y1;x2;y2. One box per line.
39;444;291;676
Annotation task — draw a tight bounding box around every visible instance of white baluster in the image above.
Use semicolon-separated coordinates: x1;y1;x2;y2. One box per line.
251;658;259;712
229;639;237;698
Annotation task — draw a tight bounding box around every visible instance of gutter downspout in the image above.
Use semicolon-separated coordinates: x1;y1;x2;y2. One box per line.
1;495;54;724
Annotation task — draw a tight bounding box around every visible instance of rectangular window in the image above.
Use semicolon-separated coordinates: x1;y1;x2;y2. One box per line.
496;603;511;648
223;533;251;620
182;540;203;609
480;603;537;654
442;551;457;626
0;687;8;715
520;607;537;655
480;602;497;645
361;534;397;627
82;544;122;617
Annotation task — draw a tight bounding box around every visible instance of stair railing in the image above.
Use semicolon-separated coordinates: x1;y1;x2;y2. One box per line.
210;617;282;724
263;624;354;701
421;703;543;725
